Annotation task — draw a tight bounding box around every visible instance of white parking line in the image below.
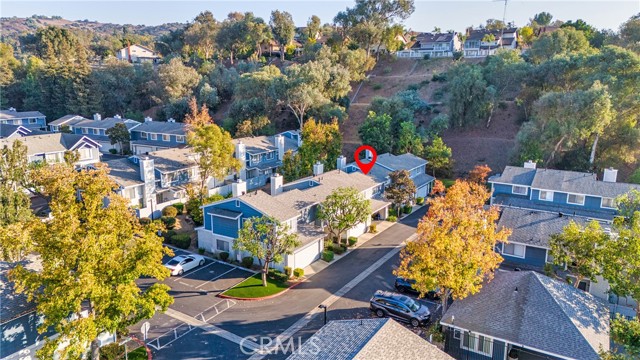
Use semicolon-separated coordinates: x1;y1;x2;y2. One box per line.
195;268;236;289
170;261;215;281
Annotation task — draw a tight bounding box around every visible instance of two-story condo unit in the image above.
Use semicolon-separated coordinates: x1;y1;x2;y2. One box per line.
60;114;142;153
116;44;161;64
489;161;640;318
341;152;435;199
48;114;90;132
233;131;301;190
396;32;461;58
129;118;188;155
0;124;32;139
0;108;46;130
198;167;391;270
441;270;609;360
463;28;518;58
0;133;101;168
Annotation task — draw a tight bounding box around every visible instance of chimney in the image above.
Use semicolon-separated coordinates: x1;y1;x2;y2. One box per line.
8;107;16;112
603;168;618;183
270;173;283;196
235;141;246;180
113;114;122;119
336;155;346;171
167;118;175;123
138;156;156;198
313;161;324;176
93;113;102;121
523;160;537;169
275;134;285;161
232;179;247;197
144;116;153;122
365;149;373;160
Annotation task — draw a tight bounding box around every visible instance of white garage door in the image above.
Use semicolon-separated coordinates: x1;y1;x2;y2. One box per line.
292;240;321;269
348;222;367;238
416;185;428;199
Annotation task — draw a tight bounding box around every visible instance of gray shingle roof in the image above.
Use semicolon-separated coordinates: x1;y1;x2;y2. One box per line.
49;115;89;126
288;318;453;360
74;118;141;130
104;158;143;188
233;133;299;154
466;28;517;41
1;255;42;322
131;121;187;135
412;173;435;188
415;32;455;44
489;166;536;186
0;133;99;155
376;153;427;172
441;270;609;360
493;194;618;220
0;124;31;138
497;207;608;248
147;147;198;173
531;168;640;198
208;208;242;219
0;110;45;120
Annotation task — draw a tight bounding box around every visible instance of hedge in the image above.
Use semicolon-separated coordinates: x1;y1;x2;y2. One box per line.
348;237;358;247
333;244;346;255
284;266;293;278
267;268;288;283
139;217;151;225
219;252;229;261
170;233;191;249
293;268;304;278
160;216;176;229
387;215;398;222
416;197;425;205
241;256;254;269
173;202;184;213
322;250;334;262
403;205;412;214
162;206;178;218
162;230;176;243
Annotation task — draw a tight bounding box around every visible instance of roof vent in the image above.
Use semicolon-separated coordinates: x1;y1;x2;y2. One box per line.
558;212;563;218
167;118;175;123
8;107;16;112
523;160;536;169
514;287;519;292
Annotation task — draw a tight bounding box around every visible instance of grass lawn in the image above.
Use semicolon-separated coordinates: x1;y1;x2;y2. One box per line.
441;178;456;188
125;347;148;360
221;273;290;299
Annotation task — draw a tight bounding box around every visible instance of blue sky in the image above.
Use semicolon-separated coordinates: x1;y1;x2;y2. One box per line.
2;1;639;32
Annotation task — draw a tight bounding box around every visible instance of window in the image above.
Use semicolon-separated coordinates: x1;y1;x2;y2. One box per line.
461;331;493;356
141;132;148;139
567;194;585;205
150;133;157;140
176;135;185;143
503;243;526;258
601;197;616;209
216;239;230;252
453;329;461;340
52;126;58;131
235;200;240;207
82;128;89;134
512;185;527;195
162;134;170;142
29;118;37;124
13;120;21;125
251;155;259;163
77;148;92;161
93;128;99;135
267;152;274;160
539;190;553;201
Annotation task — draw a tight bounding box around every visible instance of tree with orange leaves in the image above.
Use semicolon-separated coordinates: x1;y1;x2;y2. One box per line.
395;180;511;314
468;164;492;184
430;179;446;196
184;97;213;127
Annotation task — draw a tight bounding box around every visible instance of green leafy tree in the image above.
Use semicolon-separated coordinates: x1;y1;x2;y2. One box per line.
448;63;495;127
549;220;609;288
90;59;136;116
183;11;219;60
396;180;510;314
105;122;131;155
396;121;424;155
186;105;241;200
424;136;452;177
519;26;535;46
317;187;371;246
385;170;416;215
234;216;300;286
617;189;640;220
8;162;173;359
532;12;553;26
280;150;305;182
528;27;592;64
619;14;640;52
358;111;393;154
270;10;296;61
306;15;322;43
158;58;201;101
610;315;640;356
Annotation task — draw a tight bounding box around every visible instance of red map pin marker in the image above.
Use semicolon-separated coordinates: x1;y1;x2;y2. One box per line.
354;145;377;175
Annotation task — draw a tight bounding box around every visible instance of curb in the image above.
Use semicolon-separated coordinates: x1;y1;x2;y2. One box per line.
218;279;305;301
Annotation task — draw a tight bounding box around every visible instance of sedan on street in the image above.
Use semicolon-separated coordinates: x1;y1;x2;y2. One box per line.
164;255;205;276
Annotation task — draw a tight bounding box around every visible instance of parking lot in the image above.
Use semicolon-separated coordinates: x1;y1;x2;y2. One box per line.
133;248;254;352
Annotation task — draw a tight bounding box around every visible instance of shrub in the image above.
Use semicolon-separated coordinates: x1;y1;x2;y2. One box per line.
170;233;191;249
372;83;383;90
498;101;508;110
406;83;420;91
431;73;446;82
241;256;254;269
348;237;358;247
389;208;398;217
162;206;178;217
267;268;288;283
162;230;176;243
139;217;151;225
198;247;205;255
403;205;412;214
544;263;554;277
322;250;334;262
423;54;431;60
369;224;377;233
219;252;230;261
383;66;392;74
416;197;425;205
108;149;118;155
333;244;347;254
293;268;304;278
284;266;293;278
161;216;176;230
387;215;398;222
99;343;124;360
173;202;184;213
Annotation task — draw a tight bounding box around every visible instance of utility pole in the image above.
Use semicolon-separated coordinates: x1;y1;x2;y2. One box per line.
499;0;508;48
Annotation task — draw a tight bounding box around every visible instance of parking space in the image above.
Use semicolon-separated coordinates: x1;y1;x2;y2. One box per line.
150;327;250;360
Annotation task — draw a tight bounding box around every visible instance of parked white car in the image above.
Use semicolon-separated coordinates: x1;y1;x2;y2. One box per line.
164;255;205;276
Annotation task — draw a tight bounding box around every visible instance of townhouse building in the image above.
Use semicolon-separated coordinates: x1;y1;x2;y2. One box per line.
0;108;46;130
396;32;461;58
129;118;188;155
0;132;101;168
51;114;143;153
463;28;518;58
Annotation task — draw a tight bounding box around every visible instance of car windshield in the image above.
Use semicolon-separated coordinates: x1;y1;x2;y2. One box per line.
167;259;180;266
403;298;420;312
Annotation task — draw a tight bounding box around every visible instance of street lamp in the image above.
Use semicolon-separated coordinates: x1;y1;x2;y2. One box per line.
318;304;327;325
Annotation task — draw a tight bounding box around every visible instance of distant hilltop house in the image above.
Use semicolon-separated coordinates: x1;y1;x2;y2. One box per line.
463;27;518;58
396;32;461;58
116;44;161;64
259;39;304;57
0;108;46;130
